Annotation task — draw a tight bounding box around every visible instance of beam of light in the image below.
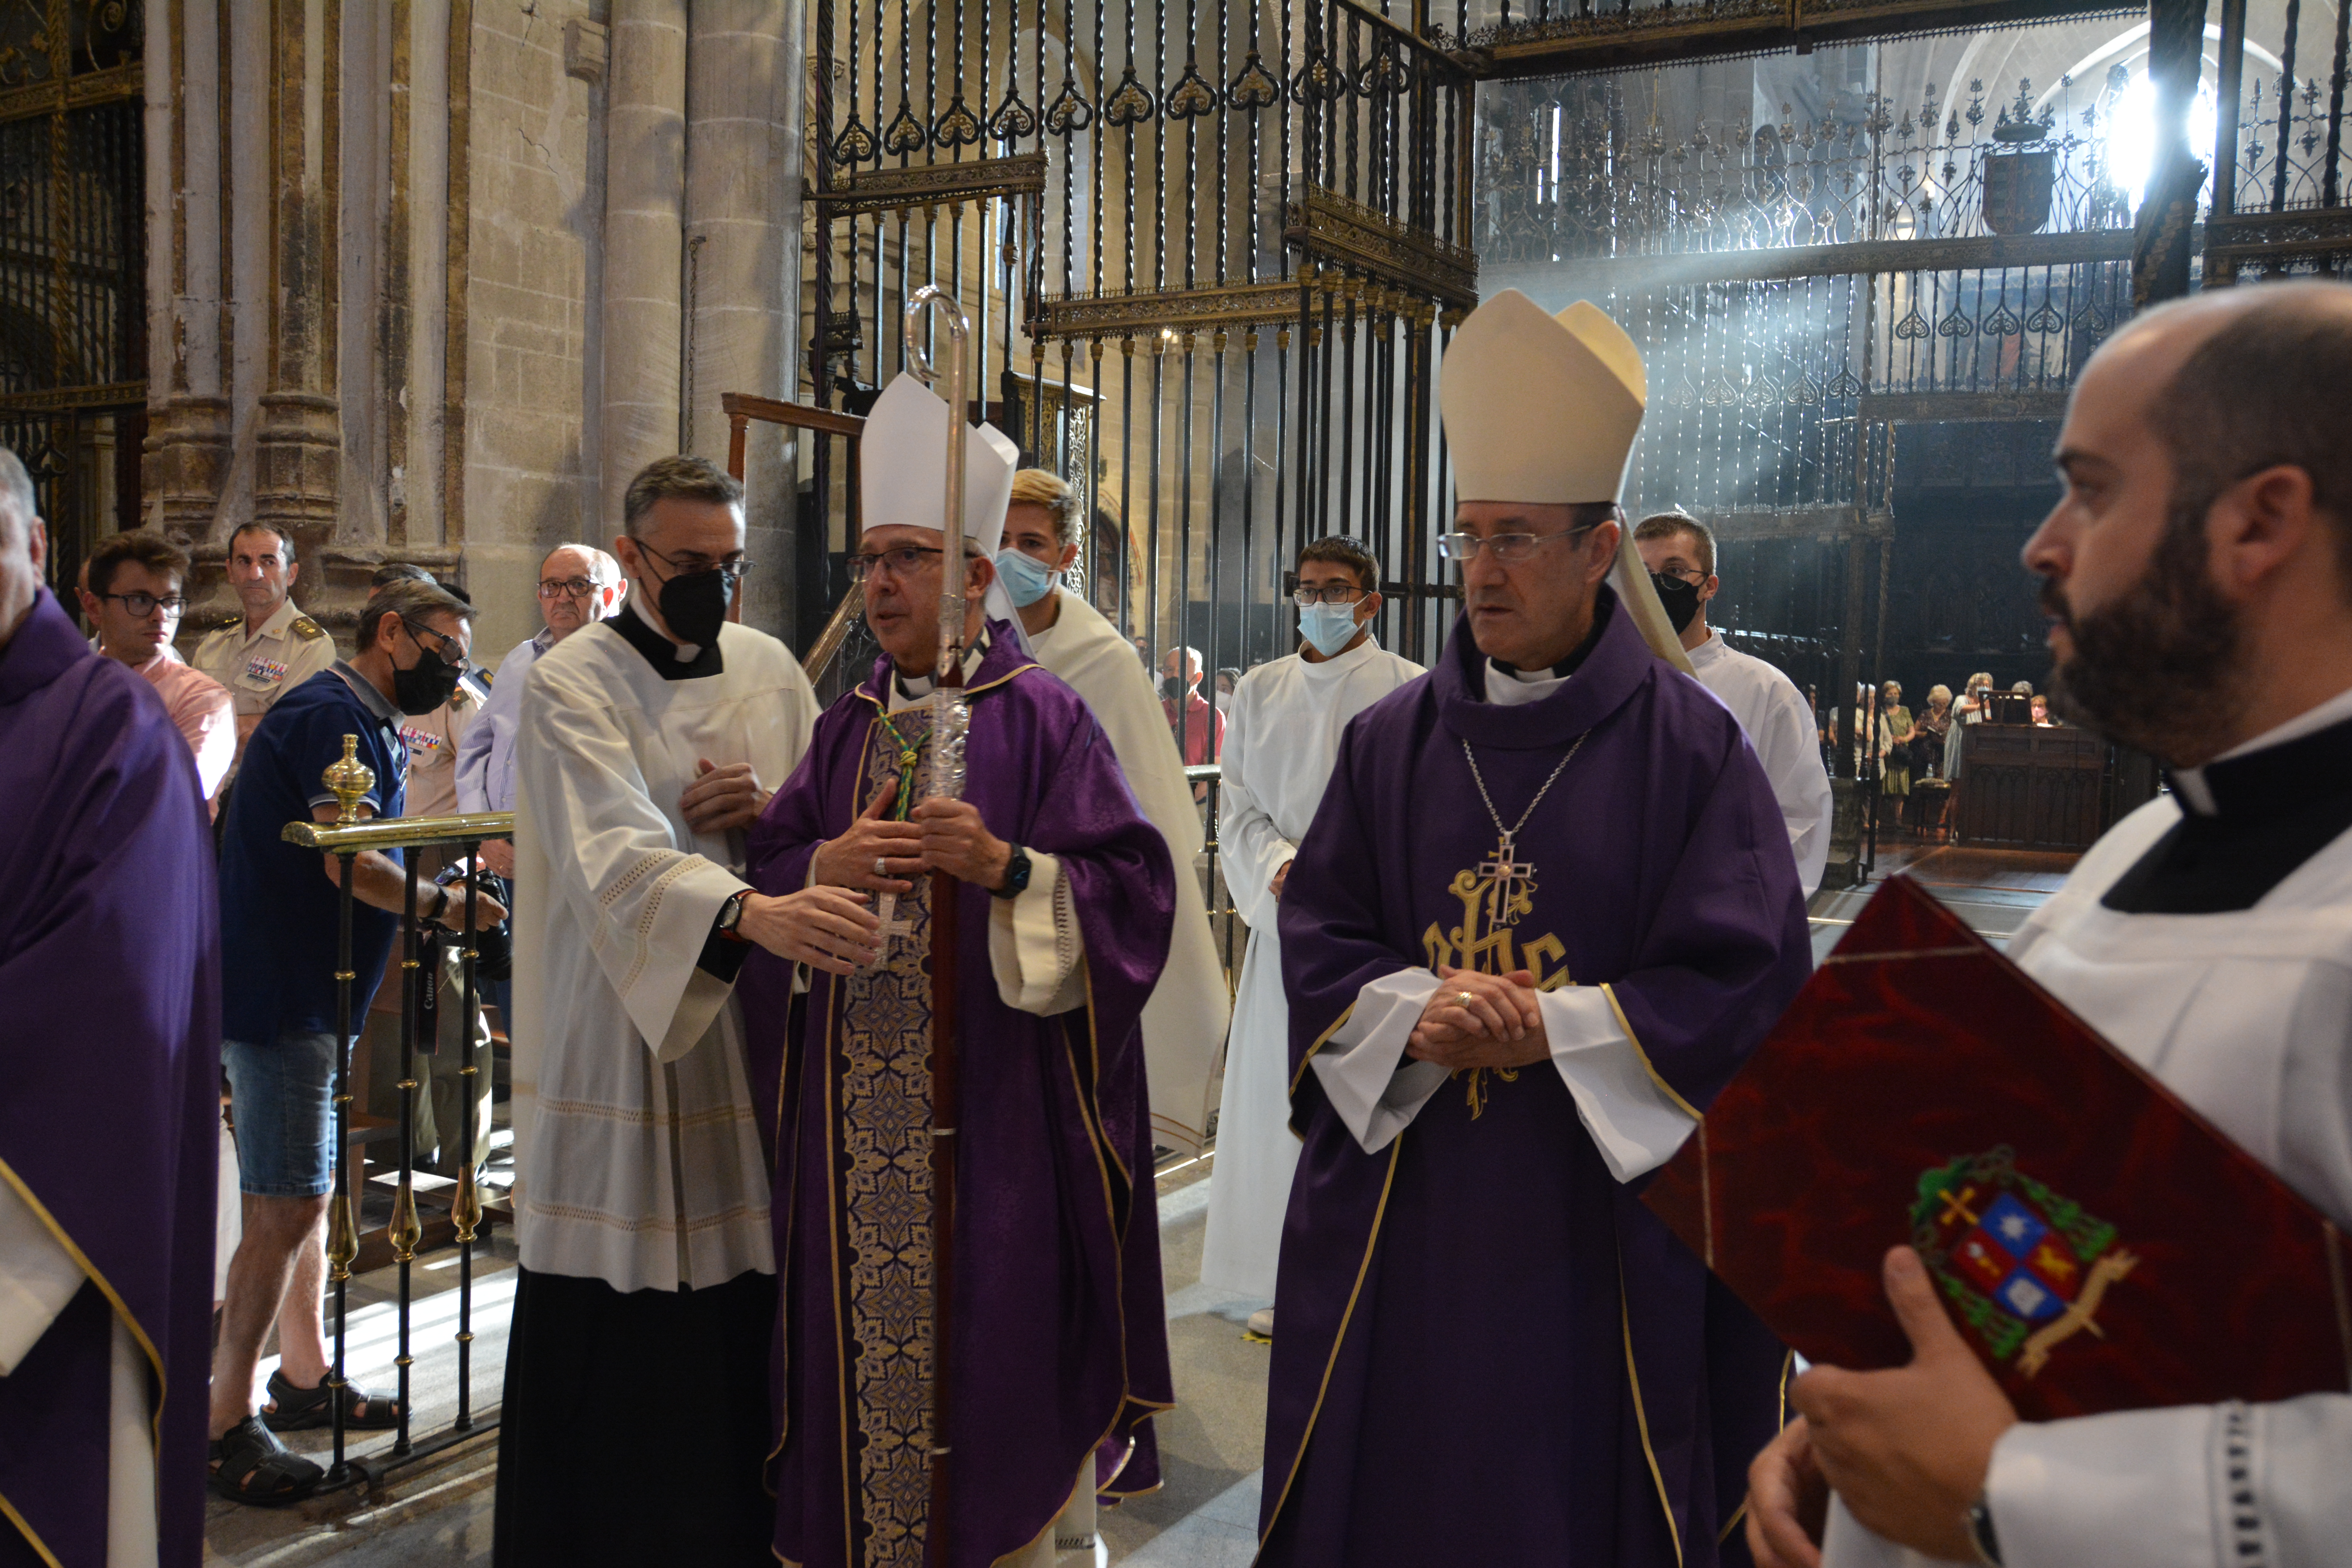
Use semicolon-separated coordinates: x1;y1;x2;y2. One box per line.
2106;72;2219;208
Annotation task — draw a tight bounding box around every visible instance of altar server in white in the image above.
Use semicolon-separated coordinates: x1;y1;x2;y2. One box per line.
1198;533;1421;1317
495;456;866;1567
1745;282;2352;1568
1635;511;1833;896
997;466;1232;1152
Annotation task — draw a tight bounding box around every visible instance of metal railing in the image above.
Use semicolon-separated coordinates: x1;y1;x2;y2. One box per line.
278;736;512;1489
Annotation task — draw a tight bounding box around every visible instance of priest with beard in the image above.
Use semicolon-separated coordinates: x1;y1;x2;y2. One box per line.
1259;289;1813;1566
742;376;1177;1568
1744;286;2352;1568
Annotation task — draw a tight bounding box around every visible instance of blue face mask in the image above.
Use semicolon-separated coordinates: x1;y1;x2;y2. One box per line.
993;548;1058;608
1299;601;1366;658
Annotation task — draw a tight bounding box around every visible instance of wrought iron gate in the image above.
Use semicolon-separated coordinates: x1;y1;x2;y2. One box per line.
0;0;144;592
804;0;1480;733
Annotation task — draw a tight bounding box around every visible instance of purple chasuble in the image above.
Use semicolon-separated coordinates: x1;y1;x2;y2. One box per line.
1262;589;1811;1567
0;590;218;1568
740;623;1178;1568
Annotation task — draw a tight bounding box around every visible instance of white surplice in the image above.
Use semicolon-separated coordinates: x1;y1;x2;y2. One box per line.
1826;686;2352;1568
509;614;820;1293
1686;629;1833;897
1026;589;1231;1151
1199;635;1422;1298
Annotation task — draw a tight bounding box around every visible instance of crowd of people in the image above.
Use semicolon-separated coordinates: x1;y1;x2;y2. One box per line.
3;278;2347;1568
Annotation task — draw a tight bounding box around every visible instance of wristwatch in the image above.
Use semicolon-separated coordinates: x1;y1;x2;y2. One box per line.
717;890;751;943
1966;1496;2003;1567
993;844;1032;900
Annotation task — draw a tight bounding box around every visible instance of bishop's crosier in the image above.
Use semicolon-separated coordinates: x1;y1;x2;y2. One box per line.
1259;288;1814;1566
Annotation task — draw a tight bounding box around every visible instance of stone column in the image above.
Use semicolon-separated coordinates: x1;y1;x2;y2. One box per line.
685;0;802;636
253;0;345;570
143;0;234;538
600;0;688;533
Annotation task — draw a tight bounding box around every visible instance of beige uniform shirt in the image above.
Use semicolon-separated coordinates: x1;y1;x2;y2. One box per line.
189;597;336;774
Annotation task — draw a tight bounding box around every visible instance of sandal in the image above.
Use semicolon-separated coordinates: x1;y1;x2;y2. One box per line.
208;1415;323;1505
261;1367;405;1432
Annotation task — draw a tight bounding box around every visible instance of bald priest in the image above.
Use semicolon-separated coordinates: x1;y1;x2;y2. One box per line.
743;376;1178;1568
1259;290;1814;1565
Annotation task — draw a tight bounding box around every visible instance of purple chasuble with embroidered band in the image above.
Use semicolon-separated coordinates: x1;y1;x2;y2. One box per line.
740;624;1177;1568
0;590;218;1568
1261;589;1812;1567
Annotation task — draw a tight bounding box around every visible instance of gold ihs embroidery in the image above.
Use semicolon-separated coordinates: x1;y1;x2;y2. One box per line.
1421;833;1573;1116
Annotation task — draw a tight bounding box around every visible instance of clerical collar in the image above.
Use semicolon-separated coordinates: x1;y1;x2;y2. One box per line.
2166;682;2352;816
1480;601;1610;706
610;601;724;680
891;628;991;709
2102;694;2352;914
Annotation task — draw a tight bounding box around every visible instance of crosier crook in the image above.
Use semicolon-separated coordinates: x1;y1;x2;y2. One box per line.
903;283;971;1568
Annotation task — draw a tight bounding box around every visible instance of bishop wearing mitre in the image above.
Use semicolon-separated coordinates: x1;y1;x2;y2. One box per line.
1258;290;1815;1564
741;376;1178;1568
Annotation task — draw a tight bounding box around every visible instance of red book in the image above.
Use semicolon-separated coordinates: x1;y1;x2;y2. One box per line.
1643;873;2352;1420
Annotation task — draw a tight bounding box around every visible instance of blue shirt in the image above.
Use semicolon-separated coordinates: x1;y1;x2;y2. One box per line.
220;664;408;1044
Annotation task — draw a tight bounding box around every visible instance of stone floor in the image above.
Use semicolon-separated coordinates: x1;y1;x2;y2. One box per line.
200;1155;1269;1567
201;847;2074;1565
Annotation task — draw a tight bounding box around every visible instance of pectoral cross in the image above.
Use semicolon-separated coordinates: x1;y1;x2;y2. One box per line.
872;891;914;962
1477;832;1536;929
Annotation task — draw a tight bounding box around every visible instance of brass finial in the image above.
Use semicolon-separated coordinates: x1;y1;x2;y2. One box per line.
327;1192;360;1283
389;1169;423;1263
452;1159;483;1244
324;735;374;824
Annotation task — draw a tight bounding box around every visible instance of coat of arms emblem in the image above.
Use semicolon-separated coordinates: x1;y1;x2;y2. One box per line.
1913;1146;2138;1377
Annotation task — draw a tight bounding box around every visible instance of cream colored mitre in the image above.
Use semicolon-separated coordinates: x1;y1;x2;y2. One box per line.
1440;290;1692;674
859;373;1021;555
1440;290;1644;506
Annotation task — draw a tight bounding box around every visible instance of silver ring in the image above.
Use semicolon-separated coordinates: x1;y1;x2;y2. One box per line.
874;856;889;878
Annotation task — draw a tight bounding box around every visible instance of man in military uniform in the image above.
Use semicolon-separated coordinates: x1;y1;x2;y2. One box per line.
191;522;335;780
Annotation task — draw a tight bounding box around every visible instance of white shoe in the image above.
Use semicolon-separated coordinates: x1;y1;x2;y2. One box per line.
1246;1307;1276;1338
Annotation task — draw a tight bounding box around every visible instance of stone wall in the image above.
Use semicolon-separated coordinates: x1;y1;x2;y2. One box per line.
145;0;806;664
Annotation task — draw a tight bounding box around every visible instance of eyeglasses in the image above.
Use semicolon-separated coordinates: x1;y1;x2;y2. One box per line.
846;545;947;582
402;617;464;664
636;541;751;583
1435;524;1599;566
1653;565;1708;587
537;577;605;599
98;591;188;617
1291;585;1367;606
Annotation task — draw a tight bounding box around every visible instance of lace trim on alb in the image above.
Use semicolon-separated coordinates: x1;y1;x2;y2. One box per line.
2218;1401;2267;1568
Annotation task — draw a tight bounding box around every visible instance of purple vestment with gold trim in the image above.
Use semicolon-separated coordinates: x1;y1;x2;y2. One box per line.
0;590;218;1568
742;624;1177;1568
1261;591;1813;1566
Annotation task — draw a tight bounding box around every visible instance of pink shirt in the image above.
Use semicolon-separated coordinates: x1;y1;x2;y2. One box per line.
132;650;236;815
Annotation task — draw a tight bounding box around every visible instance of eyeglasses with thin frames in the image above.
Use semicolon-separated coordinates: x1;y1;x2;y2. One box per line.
845;545;947;582
537;576;606;599
1435;522;1602;567
635;540;751;584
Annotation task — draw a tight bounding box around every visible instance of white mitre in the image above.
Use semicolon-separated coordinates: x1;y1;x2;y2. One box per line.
1439;290;1693;674
860;373;1021;554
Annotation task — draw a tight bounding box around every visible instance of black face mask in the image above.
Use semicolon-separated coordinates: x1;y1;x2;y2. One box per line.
659;566;733;648
1649;571;1702;634
392;647;463;716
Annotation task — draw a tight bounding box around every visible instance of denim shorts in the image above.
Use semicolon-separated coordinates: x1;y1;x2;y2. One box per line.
224;1031;340;1199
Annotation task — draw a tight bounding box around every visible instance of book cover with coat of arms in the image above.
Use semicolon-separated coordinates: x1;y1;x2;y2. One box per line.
1641;873;2352;1421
